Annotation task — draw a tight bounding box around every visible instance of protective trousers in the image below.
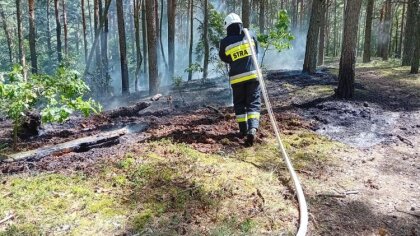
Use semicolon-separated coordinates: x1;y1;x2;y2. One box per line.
232;80;262;135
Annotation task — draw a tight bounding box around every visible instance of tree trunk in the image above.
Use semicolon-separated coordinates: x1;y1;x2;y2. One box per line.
393;5;399;58
102;0;110;89
62;0;68;55
87;0;94;40
167;0;176;79
259;0;265;33
363;0;374;63
81;0;88;62
382;0;392;60
28;0;38;74
410;9;420;74
94;0;102;75
188;0;194;81
398;2;406;58
116;0;130;95
402;0;418;65
159;0;169;73
134;0;143;92
0;7;13;65
203;0;210;80
333;0;337;56
16;0;27;80
376;5;385;57
142;0;148;79
146;0;159;95
337;0;362;99
318;1;326;66
54;0;62;62
46;0;53;57
303;0;323;74
325;0;330;56
242;0;250;28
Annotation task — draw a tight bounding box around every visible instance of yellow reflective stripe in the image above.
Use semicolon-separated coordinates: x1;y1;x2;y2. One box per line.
237;117;247;123
236;114;247;123
230;73;258;85
247;112;260;120
225;42;255;56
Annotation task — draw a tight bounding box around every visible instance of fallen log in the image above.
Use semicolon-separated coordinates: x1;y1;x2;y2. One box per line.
106;101;151;118
1;128;129;163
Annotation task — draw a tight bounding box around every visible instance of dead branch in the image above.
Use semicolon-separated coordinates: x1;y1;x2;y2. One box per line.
106;102;151;118
204;105;225;118
317;190;359;198
395;206;420;218
397;135;414;147
0;214;15;225
1;128;128;163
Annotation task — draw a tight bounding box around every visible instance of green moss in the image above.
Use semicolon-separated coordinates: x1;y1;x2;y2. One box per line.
132;209;154;231
0;224;41;236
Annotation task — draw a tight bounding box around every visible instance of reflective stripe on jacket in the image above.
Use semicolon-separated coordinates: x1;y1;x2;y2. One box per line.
219;27;259;85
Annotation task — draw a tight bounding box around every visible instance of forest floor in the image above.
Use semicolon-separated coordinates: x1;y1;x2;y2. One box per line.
0;59;419;235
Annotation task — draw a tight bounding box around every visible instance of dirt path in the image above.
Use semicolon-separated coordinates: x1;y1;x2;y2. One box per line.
0;65;418;235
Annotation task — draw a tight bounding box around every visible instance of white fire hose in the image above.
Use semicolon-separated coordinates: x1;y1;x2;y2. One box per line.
243;28;308;236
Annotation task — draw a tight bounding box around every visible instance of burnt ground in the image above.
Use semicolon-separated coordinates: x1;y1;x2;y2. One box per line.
0;65;419;235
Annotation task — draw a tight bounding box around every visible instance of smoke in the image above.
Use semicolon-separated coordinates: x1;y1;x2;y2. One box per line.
261;31;307;71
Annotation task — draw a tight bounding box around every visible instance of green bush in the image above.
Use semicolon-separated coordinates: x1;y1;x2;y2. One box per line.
257;10;295;66
0;65;102;149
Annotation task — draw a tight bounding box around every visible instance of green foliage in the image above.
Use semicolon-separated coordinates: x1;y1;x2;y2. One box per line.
257;10;295;65
172;76;183;88
184;63;203;74
0;65;102;148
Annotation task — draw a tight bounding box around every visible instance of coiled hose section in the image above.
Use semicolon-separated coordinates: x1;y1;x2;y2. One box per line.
243;28;308;236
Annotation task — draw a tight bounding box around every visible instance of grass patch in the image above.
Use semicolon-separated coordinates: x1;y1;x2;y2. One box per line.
1;137;340;235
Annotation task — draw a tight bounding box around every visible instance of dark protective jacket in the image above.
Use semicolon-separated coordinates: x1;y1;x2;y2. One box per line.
219;24;259;85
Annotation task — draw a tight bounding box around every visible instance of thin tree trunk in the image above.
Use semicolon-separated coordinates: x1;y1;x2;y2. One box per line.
303;0;323;73
325;0;330;57
116;0;130;95
242;0;250;28
203;0;209;80
398;2;406;58
102;0;109;89
134;0;143;92
333;0;337;56
393;6;399;58
0;7;13;65
146;0;159;95
54;0;62;62
376;5;385;57
94;0;102;74
382;0;392;60
62;0;68;55
81;0;88;62
410;9;420;74
87;0;94;40
188;0;194;81
318;1;327;66
259;0;265;33
28;0;38;74
16;0;26;80
363;0;374;63
142;0;148;79
46;0;53;57
167;0;176;79
402;0;418;66
337;0;362;99
159;0;168;73
83;0;111;76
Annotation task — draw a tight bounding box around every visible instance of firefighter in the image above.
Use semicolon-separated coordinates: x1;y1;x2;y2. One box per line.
219;13;261;146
